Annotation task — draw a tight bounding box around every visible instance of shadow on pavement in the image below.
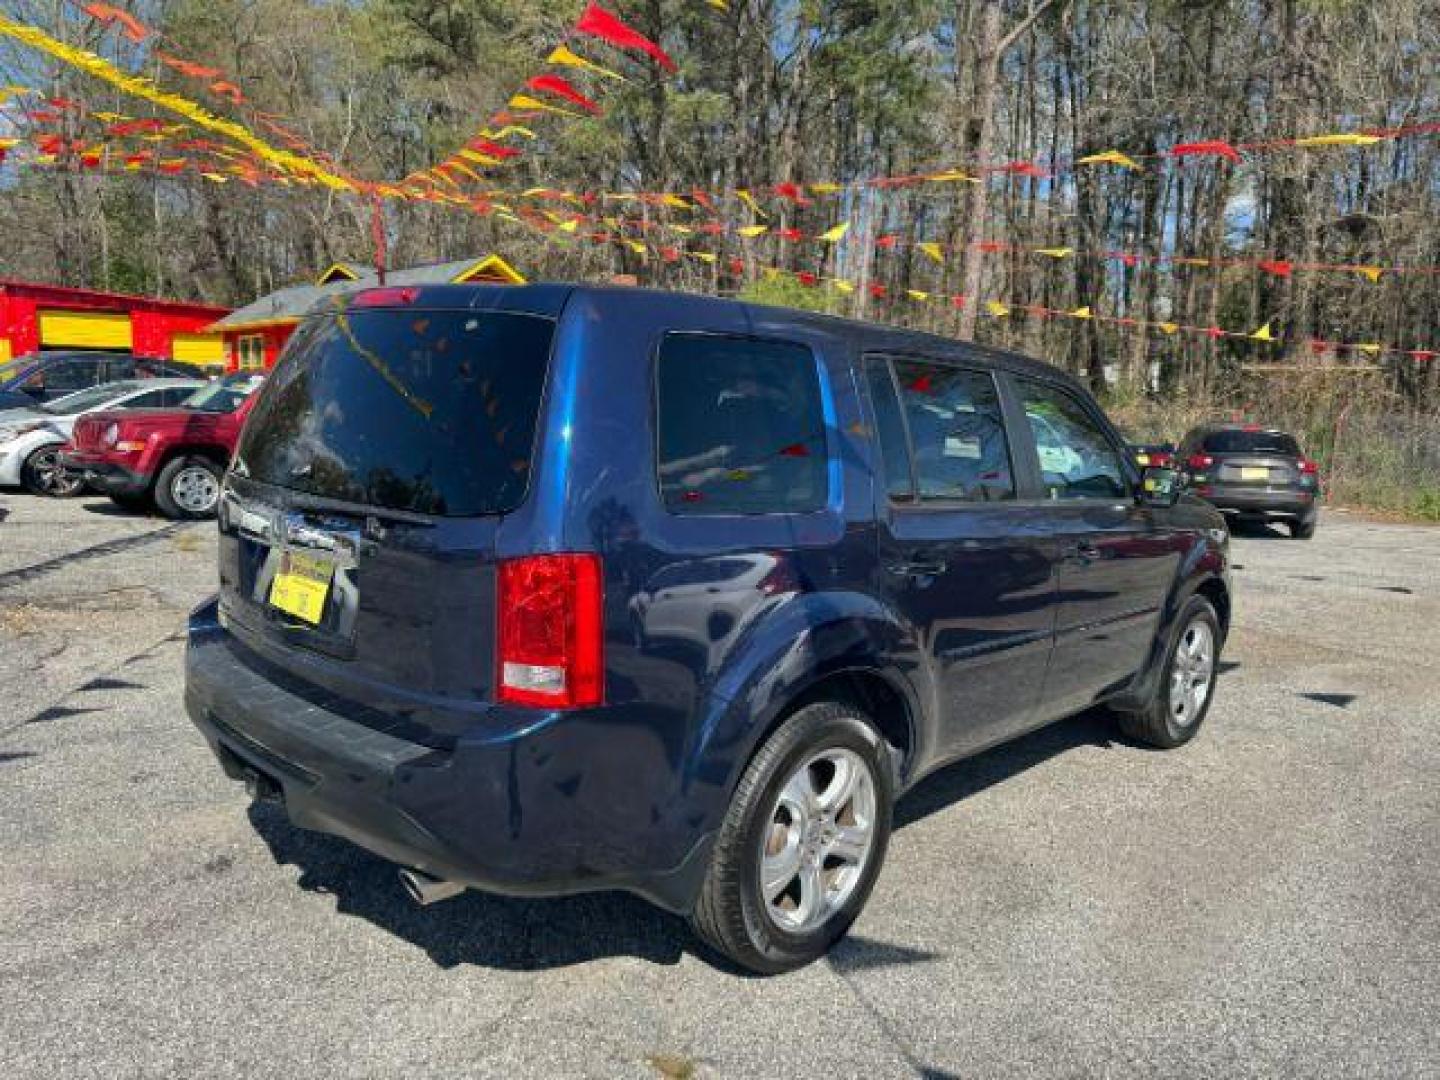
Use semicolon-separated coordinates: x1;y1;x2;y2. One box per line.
1227;519;1293;540
244;708;1124;974
79;498;150;518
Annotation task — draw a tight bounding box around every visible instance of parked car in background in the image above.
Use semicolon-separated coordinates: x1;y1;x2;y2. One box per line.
184;284;1231;974
62;372;263;518
1178;423;1321;538
0;378;205;496
0;351;199;411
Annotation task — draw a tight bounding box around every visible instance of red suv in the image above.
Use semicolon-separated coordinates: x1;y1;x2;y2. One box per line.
63;373;264;518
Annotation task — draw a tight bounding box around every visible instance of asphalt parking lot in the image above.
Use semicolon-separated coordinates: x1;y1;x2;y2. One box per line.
1;491;1437;1078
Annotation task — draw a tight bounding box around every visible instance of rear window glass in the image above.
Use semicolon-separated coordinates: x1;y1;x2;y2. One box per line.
235;309;553;516
1201;430;1301;455
656;334;827;514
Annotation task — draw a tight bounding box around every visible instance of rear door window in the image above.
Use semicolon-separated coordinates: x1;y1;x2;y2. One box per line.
889;359;1014;503
235;309;554;517
1201;430;1301;455
655;334;827;514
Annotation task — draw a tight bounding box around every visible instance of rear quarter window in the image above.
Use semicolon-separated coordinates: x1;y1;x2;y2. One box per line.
655;334;827;514
1202;430;1302;455
235;308;553;516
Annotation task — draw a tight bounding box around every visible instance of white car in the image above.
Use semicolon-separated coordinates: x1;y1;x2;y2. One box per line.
0;378;205;496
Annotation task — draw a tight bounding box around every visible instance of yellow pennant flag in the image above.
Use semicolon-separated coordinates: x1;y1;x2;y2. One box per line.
557;219;579;233
1295;132;1381;148
737;224;768;238
0;84;34;102
1036;247;1074;259
1158;322;1179;335
927;169;979;183
1250;322;1276;342
706;0;730;10
1174;257;1210;267
93;110;129;122
547;44;626;81
831;280;855;294
459;149;504;166
1077;149;1142;170
508;93;585;119
918;242;945;264
818;222;850;243
690;251;718;263
669;224;693;235
661;193;692;210
448;161;483;182
480;125;536;140
986;301;1010;318
626;240;647;256
1070;306;1093;320
809;182;842;194
1355;266;1383;284
736;189;768;219
907;290;930;302
200;172;228;183
1355;343;1381;355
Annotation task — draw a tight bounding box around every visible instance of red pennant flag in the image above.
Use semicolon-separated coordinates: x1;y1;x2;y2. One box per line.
575;3;677;72
36;134;64;155
1205;326;1225;339
1171;140;1242;163
689;190;714;210
79;153;103;169
660;246;681;262
29;111;63;125
1308;340;1332;356
1000;160;1049;178
950;295;966;309
1116;252;1138;268
158;160;187;174
728;258;745;276
776;227;804;242
467;138;521;160
869;283;887;299
698;221;726;236
47;97;78;110
526;74;601;114
1410;350;1437;362
159;54;220;79
797;272;818;286
875;235;899;250
774;182;809;203
1258;259;1293;278
84;3;151;43
210;80;244;104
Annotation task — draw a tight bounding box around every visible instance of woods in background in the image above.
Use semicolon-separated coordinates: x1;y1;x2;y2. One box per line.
1;0;1437;408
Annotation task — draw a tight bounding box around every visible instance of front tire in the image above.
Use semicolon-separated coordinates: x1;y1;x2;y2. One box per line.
1115;595;1222;749
154;455;222;519
21;444;85;498
1290;515;1316;539
689;701;894;974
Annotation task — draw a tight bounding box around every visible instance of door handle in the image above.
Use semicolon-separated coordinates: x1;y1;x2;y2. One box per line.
886;559;948;578
1064;541;1102;562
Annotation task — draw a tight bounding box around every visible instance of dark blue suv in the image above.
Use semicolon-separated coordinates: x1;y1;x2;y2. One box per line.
185;284;1231;972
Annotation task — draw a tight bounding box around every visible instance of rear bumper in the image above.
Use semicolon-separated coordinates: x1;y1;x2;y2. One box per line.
184;599;712;913
1197;485;1317;519
59;451;150;496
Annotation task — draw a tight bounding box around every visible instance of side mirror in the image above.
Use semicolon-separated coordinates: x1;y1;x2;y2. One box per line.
22;383;46;399
1139;466;1182;508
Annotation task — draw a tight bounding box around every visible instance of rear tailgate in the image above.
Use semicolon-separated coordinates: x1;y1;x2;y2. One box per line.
218;303;556;745
1214;453;1300;487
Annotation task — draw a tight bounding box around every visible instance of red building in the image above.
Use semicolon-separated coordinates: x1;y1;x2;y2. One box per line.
0;279;230;368
209;255;526;371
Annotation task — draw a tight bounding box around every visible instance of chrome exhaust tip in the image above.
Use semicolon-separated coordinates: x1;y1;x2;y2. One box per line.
398;867;465;906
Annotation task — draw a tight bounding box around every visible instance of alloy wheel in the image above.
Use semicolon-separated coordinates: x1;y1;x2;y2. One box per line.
1169;618;1215;727
172;465;220;514
759;748;877;933
30;448;84;497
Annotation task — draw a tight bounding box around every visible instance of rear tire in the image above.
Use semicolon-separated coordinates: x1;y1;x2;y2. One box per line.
1115;595;1222;749
20;444;85;498
154;455;222;519
689;701;894;974
1290;516;1316;539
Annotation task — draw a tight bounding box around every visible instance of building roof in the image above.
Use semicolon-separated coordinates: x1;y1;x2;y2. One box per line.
209;255;525;332
0;278;229;316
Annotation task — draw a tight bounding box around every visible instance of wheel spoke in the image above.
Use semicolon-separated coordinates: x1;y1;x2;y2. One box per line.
779;767;819;818
826;823;870;865
793;860;825;928
761;838;801;901
815;755;860;815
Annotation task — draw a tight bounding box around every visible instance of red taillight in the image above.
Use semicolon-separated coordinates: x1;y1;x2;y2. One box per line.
496;554;604;709
350;286;418;308
1187;453;1214;470
1299;458;1319;475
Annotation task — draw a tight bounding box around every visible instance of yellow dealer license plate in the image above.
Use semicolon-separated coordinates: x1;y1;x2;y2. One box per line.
1241;466;1270;481
268;550;333;625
